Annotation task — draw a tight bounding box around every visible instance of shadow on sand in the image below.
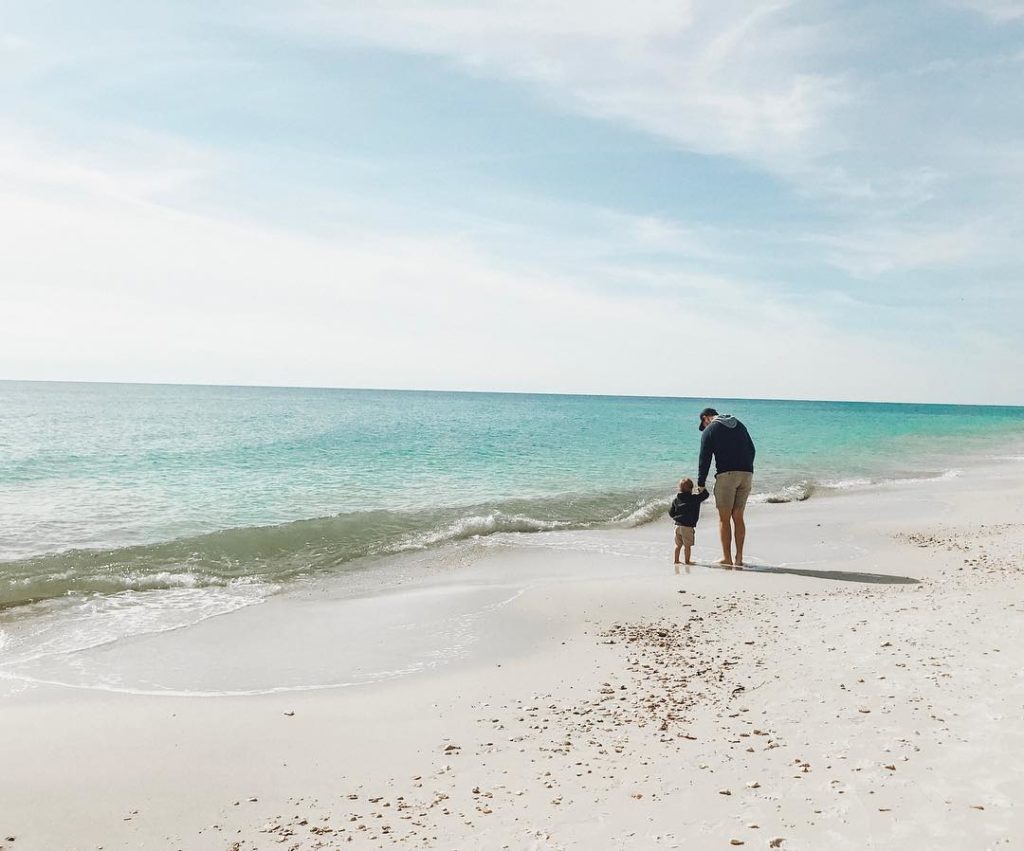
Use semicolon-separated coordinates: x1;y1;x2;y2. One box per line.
733;564;920;585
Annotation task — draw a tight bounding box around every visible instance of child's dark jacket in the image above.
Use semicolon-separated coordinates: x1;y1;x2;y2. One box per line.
668;489;710;528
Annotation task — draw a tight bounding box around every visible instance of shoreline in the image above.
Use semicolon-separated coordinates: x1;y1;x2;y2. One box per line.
0;455;1014;700
0;454;978;700
1;458;1023;848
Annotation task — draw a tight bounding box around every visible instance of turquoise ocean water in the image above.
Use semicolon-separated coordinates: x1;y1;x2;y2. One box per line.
1;381;1023;645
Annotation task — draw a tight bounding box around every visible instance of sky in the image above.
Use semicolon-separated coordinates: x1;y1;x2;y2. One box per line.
1;1;1023;404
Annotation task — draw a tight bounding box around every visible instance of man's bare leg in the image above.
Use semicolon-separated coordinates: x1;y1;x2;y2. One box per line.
732;508;747;567
717;507;734;566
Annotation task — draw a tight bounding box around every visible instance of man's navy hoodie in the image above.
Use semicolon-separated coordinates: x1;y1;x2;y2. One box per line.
669;489;710;528
697;415;756;488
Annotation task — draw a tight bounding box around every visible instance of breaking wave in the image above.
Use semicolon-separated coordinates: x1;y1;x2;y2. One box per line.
752;469;960;504
0;490;670;609
753;480;817;504
0;467;964;609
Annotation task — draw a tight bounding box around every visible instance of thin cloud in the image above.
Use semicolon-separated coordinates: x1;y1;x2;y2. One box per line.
811;225;980;278
950;0;1024;21
283;1;853;179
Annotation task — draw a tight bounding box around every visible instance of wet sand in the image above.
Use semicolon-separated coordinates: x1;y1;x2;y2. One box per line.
1;461;1023;849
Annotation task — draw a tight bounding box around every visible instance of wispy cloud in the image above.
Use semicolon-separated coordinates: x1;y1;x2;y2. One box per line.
278;0;1024;254
286;1;851;181
951;0;1024;21
0;128;214;203
811;225;980;278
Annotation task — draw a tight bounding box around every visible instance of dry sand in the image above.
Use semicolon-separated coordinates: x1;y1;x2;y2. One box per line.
1;461;1023;850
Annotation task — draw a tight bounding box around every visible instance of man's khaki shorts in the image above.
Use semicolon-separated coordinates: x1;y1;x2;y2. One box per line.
714;471;754;513
674;525;695;546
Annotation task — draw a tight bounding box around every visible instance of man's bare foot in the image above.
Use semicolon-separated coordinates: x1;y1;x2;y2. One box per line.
685;560;695;565
673;560;682;565
735;558;745;568
717;558;734;567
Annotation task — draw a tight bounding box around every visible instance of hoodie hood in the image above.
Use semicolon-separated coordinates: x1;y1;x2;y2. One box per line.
714;414;739;429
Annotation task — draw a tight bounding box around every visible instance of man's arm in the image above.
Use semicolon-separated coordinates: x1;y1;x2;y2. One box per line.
697;428;713;488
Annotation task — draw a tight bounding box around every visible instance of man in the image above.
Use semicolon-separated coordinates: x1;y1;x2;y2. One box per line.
697;407;756;568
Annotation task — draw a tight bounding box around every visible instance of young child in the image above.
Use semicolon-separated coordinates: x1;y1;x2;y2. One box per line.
669;477;710;565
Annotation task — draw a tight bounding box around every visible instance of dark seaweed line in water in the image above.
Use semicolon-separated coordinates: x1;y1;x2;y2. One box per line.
0;489;674;607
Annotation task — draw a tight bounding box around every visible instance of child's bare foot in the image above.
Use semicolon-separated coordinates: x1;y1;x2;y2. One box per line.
673;560;682;565
685;560;695;565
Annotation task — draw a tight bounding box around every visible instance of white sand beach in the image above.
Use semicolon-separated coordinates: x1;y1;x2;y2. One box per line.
2;460;1023;850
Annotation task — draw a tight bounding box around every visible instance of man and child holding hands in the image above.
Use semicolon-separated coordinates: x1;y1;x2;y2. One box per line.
669;407;756;569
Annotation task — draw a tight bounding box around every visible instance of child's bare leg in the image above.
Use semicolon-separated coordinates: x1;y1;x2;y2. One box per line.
673;543;682;564
684;543;693;564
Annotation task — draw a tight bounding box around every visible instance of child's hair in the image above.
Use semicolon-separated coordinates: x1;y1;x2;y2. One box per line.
678;477;694;493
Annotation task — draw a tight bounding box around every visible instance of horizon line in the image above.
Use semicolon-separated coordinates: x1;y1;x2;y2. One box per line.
1;377;1022;410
